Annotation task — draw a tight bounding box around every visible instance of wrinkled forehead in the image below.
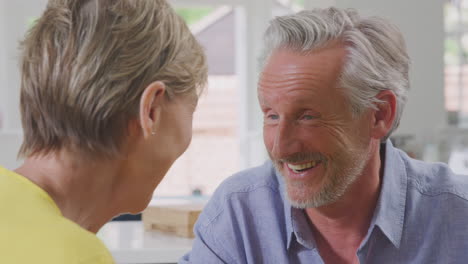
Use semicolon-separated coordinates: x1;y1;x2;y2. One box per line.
261;43;347;78
258;45;348;102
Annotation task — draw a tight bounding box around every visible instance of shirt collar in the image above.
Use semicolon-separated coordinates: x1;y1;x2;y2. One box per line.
371;139;407;249
274;164;317;250
273;165;295;249
276;139;408;250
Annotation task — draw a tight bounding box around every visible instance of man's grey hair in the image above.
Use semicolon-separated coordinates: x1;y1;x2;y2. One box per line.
260;7;410;140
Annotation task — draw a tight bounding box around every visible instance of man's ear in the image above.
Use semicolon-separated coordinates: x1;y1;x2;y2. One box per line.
371;90;397;140
139;81;166;138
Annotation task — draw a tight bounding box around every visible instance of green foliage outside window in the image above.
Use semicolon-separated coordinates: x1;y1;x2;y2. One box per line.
294;0;305;7
176;7;215;25
27;17;38;28
444;3;468;66
445;38;461;65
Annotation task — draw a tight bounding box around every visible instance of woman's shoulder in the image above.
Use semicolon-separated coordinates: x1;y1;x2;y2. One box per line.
0;210;114;264
57;219;114;264
0;167;114;263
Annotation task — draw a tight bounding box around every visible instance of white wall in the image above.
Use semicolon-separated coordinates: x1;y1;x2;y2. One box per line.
0;132;23;169
1;0;48;131
0;1;7;130
306;0;446;144
0;1;48;169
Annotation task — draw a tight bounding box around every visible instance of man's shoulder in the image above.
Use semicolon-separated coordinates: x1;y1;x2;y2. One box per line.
396;152;468;255
184;161;291;263
196;160;284;227
402;152;468;202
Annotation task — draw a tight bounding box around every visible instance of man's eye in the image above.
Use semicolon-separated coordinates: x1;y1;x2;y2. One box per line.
268;114;279;120
302;115;315;120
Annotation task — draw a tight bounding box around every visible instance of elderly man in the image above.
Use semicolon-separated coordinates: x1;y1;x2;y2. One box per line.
182;7;468;264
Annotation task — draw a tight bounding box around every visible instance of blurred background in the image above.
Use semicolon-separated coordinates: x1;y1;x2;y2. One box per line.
1;0;467;198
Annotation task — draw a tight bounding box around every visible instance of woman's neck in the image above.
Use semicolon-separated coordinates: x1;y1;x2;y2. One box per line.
15;152;124;233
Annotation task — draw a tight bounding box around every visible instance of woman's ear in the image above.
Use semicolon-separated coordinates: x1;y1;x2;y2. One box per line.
371;90;397;140
139;81;166;138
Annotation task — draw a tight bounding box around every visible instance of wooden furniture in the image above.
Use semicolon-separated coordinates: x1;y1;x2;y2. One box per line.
142;203;204;238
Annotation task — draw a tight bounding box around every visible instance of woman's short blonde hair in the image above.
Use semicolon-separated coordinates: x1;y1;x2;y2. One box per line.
19;0;208;158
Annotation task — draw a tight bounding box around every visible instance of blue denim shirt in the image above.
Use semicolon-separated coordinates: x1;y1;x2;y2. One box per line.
181;141;468;263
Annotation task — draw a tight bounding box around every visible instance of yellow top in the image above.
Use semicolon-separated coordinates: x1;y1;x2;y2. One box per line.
0;166;115;264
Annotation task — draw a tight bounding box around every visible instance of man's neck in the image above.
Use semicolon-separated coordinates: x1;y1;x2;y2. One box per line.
305;142;384;263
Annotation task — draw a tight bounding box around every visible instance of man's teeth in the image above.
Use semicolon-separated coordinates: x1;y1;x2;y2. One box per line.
287;161;318;171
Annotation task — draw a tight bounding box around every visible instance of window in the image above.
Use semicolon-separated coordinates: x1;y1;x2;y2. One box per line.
445;0;468;126
154;5;241;196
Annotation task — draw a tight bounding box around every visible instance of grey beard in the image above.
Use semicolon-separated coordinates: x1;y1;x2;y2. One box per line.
273;146;370;209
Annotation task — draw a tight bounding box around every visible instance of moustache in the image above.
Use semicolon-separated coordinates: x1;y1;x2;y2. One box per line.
270;152;327;165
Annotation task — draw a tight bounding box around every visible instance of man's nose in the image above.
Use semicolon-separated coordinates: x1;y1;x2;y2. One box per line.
271;121;301;159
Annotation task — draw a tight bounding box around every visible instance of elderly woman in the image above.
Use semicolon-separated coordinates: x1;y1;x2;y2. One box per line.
0;0;207;263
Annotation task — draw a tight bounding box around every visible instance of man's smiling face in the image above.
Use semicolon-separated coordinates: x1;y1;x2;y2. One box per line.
258;44;373;208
